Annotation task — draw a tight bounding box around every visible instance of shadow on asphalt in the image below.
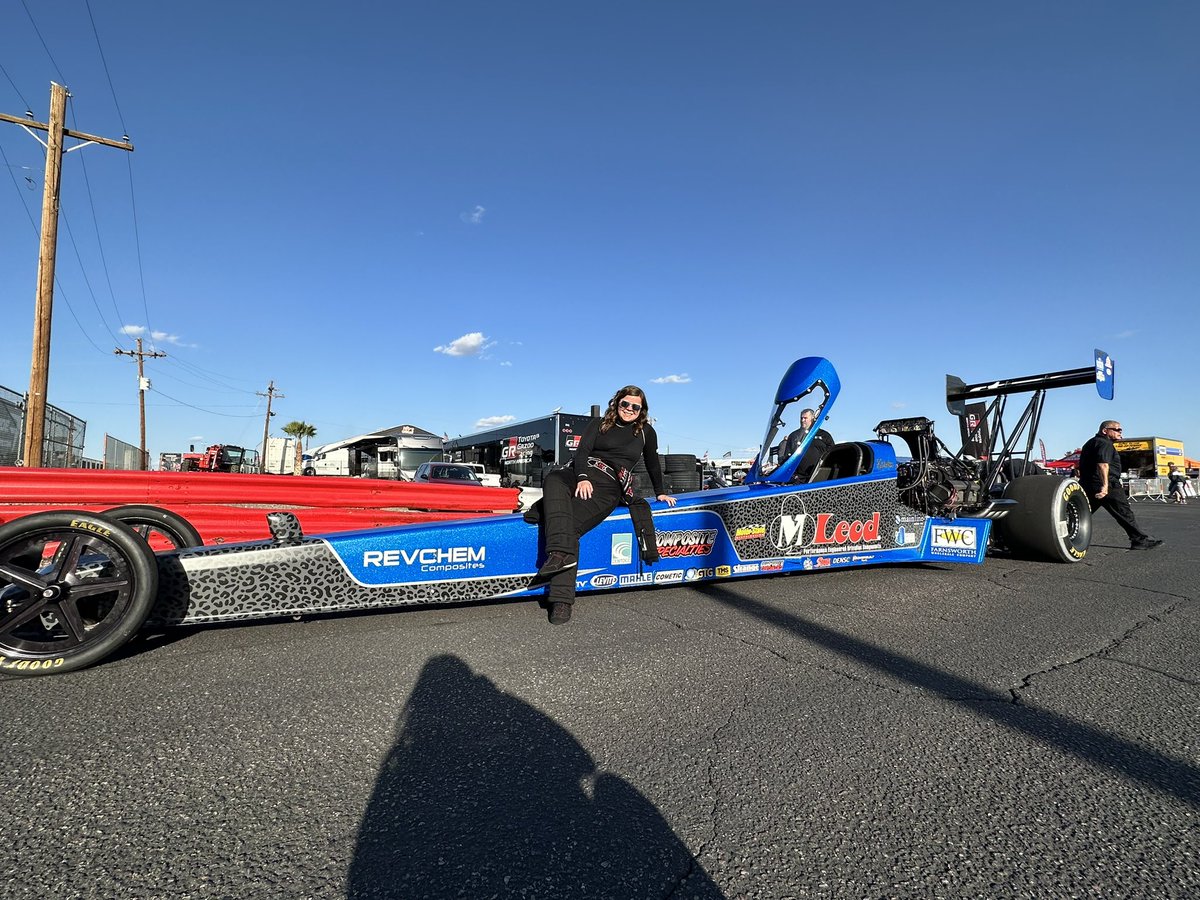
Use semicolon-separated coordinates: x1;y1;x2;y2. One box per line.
695;583;1199;808
346;654;724;899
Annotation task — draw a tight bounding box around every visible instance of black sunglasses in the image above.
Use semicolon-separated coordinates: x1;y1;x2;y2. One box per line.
618;400;642;412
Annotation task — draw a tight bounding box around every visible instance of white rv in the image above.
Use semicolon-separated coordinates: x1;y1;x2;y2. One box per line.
306;424;445;480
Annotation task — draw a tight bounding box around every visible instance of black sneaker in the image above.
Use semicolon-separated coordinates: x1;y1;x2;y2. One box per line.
1130;538;1164;550
548;602;572;624
530;551;577;585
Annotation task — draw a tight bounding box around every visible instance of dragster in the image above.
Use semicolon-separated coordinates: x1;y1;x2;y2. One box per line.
0;352;1113;676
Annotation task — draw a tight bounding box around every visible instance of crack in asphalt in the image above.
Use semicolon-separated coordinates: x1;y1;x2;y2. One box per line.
662;672;741;900
609;598;921;701
1101;655;1199;687
1008;601;1184;704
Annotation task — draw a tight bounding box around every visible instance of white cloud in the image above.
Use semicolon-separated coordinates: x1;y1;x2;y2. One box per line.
651;373;691;384
121;324;190;347
460;205;486;225
891;401;907;409
434;332;496;357
475;414;515;429
500;361;512;367
1114;330;1136;339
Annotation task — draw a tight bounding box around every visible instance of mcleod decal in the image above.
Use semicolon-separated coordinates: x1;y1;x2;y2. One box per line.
656;529;717;558
362;546;485;573
770;512;882;550
813;513;880;546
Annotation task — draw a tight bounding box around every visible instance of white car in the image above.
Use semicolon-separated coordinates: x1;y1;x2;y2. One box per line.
459;462;503;488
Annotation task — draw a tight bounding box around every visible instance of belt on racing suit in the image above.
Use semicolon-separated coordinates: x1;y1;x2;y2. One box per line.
587;456;635;500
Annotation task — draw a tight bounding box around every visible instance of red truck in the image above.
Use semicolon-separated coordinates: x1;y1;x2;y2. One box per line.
177;444;261;473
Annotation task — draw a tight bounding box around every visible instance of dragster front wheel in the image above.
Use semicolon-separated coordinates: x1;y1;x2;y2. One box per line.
997;476;1092;563
0;511;158;677
104;504;204;551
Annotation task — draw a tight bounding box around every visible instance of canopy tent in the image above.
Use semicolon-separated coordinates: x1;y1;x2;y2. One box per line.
1041;448;1081;471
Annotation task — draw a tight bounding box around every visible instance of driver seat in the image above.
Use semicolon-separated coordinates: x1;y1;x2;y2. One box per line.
808;443;867;483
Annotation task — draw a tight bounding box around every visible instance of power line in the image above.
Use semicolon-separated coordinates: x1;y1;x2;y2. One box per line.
150;388;264;418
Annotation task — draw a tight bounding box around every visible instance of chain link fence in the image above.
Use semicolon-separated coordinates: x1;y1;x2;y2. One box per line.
0;384;87;467
103;434;145;470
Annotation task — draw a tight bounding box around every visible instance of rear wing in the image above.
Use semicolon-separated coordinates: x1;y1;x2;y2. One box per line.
933;349;1115;492
947;349;1114;416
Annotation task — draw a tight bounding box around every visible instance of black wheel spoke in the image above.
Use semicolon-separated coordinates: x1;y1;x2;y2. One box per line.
46;535;87;581
67;577;130;598
0;562;49;593
0;597;52;636
53;600;88;644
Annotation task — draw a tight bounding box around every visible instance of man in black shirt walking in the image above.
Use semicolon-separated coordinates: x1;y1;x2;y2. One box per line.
1078;420;1163;550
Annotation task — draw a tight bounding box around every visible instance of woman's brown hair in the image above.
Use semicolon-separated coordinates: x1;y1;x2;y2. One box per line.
599;385;648;435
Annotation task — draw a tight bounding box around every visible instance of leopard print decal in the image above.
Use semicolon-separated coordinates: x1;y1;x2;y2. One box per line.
694;480;926;558
150;539;531;626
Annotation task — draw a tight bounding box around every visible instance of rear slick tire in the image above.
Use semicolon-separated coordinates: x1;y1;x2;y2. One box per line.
0;511;158;676
997;476;1092;563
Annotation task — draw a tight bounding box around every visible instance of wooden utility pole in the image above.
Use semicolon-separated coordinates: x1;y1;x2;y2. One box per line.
257;381;284;473
114;337;166;470
1;83;134;467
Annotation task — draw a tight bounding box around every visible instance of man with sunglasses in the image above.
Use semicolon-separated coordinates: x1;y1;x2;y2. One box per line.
1078;420;1163;550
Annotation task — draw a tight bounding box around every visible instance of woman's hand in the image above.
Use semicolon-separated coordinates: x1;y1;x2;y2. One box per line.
576;479;593;500
656;493;677;507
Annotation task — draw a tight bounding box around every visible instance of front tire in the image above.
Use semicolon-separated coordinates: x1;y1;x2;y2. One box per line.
103;505;203;551
0;511;158;676
997;476;1091;563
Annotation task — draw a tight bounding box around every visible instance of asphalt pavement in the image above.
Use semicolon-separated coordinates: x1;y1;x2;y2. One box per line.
2;501;1196;899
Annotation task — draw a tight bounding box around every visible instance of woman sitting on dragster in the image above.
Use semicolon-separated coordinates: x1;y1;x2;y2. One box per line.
526;385;677;625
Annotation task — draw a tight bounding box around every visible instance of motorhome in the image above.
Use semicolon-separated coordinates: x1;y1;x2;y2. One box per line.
306;424;444;480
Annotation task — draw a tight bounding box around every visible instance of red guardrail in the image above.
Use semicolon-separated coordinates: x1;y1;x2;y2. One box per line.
0;468;520;545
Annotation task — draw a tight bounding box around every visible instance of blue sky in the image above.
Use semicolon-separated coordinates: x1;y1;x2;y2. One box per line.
2;2;1197;465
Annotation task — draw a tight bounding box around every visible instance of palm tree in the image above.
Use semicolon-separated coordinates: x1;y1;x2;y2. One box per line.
281;421;317;475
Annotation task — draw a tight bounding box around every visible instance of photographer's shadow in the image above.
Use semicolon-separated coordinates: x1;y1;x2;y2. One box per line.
347;654;723;899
